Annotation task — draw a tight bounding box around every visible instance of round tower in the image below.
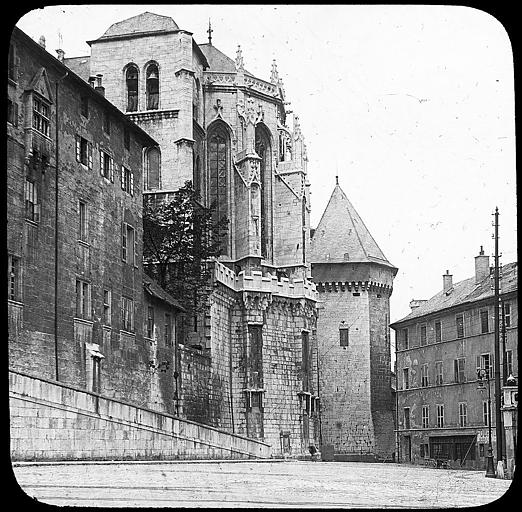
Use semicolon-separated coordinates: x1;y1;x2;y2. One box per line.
310;180;397;461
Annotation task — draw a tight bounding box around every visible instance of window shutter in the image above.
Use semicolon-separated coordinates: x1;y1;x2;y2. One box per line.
76;135;81;162
121;166;125;190
489;353;494;378
121;222;126;262
109;157;114;183
87;143;93;169
13;103;18;127
130;170;134;196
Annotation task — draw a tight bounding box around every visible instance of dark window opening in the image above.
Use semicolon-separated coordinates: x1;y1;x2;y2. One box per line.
339;327;349;347
24;178;40;223
480;310;489;334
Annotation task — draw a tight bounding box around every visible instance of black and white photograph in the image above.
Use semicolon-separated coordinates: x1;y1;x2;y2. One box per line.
8;4;517;508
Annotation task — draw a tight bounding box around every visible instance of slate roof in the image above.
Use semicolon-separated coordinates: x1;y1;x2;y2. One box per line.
63;56;91;81
143;274;185;312
97;12;179;40
391;261;518;326
199;43;254;76
310;183;396;270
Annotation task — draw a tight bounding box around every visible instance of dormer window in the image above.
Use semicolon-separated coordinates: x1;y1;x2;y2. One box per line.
146;63;159;110
33;97;50;137
126;65;138;112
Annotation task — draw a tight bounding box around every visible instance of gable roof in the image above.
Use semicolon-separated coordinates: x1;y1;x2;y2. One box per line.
26;67;54;103
310;183;396;270
391;261;518;326
199;43;254;76
143;274;185;312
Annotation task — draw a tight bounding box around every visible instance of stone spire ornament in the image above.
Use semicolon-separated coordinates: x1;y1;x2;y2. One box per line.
270;59;279;84
207;19;213;45
278;76;286;100
235;45;244;71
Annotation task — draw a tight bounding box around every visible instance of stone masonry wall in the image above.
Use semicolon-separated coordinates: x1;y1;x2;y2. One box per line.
89;31;194;190
7;30;171;415
9;371;270;461
317;288;376;458
369;289;395;459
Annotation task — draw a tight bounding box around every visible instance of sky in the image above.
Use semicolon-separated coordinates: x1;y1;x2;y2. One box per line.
14;5;517;343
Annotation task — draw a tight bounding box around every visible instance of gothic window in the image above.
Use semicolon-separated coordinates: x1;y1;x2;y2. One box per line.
145;147;161;190
301;197;307;264
146;63;159;110
255;124;271;259
125;65;139;112
208;123;229;253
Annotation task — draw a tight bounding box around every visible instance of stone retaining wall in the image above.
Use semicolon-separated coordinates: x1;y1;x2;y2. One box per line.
9;371;270;461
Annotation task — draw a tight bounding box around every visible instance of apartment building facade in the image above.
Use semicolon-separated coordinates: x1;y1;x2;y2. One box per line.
391;248;518;470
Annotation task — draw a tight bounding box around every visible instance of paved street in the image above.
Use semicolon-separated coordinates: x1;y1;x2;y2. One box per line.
12;460;513;508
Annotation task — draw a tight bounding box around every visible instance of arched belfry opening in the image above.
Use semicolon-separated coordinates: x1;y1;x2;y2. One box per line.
255;123;272;260
125;64;139;112
145;62;159;110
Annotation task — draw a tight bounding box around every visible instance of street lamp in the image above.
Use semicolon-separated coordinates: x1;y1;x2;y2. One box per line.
477;368;496;478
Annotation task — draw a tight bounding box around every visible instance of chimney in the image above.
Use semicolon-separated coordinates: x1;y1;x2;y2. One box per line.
443;270;453;294
94;74;105;96
409;299;427;311
56;49;65;62
475;245;490;283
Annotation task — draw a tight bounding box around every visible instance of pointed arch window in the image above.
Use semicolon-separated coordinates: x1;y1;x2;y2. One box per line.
146;64;159;110
255;125;271;259
208;123;229;253
126;65;138;112
145;147;161;190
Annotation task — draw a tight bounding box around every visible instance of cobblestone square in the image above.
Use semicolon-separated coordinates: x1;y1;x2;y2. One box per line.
12;460;514;508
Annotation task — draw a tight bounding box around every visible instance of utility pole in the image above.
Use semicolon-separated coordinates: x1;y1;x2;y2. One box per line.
492;207;503;467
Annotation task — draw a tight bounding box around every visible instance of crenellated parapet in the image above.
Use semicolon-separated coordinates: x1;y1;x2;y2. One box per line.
315;280;393;296
212;260;318;302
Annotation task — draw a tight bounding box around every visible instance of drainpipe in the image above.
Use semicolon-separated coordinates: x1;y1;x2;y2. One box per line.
54;70;68;381
395;340;400;463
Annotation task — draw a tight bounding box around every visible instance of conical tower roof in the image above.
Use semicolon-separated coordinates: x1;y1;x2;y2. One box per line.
310;181;396;270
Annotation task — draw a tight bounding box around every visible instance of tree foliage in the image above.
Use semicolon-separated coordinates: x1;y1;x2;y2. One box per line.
143;180;228;314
